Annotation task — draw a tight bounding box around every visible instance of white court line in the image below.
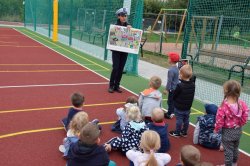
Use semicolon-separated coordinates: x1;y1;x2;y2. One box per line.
0;82;109;89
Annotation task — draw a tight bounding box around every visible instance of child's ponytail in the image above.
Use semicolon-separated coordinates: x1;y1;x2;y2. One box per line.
140;130;161;166
145;150;158;166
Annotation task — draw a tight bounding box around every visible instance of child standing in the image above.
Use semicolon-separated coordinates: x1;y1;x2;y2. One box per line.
214;80;249;166
105;106;147;154
59;112;89;157
112;96;138;132
147;107;170;152
139;76;162;123
193;104;222;149
126;130;171;166
164;52;180;119
66;123;116;166
169;64;195;137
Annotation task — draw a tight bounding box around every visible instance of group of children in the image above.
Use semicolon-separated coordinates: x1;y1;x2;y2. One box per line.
58;51;249;166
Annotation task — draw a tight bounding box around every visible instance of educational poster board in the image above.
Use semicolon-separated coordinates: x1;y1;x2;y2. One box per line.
107;24;143;54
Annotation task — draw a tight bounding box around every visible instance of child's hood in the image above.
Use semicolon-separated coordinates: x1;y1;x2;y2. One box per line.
70;142;104;159
129;121;146;131
224;100;243;118
141;88;162;99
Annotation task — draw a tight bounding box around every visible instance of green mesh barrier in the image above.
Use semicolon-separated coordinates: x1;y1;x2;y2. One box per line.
25;0;144;75
182;0;250;105
25;0;52;37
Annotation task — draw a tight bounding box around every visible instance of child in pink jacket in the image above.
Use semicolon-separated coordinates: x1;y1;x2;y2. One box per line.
214;80;249;166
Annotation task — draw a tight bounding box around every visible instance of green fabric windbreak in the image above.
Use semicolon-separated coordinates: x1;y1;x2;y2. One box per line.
25;0;144;75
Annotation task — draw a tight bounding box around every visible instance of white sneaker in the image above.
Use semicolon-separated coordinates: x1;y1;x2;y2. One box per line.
170;114;175;118
59;145;66;153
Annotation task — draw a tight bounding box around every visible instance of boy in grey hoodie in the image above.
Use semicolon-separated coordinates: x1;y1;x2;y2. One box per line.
139;76;163;123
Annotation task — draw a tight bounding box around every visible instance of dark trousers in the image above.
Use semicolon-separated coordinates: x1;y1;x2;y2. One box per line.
222;127;242;166
167;91;174;115
109;51;128;89
174;108;190;134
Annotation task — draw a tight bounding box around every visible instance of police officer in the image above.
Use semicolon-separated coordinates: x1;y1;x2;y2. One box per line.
108;8;131;93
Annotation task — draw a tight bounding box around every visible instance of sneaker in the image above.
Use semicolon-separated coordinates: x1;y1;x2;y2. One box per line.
180;131;187;137
59;145;66;153
92;119;100;124
165;113;173;119
114;87;122;93
108;87;114;93
169;131;181;137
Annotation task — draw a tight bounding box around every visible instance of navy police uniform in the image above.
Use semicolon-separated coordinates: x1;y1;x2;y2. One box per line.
108;8;130;93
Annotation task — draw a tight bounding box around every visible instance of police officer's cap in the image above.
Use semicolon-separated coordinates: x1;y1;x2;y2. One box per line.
116;8;128;16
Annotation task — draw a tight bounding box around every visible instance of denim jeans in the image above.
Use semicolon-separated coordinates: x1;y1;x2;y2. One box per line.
174;108;190;134
167;91;174;115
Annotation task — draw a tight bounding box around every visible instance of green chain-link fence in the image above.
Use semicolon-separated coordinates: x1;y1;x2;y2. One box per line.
25;0;144;75
182;0;250;105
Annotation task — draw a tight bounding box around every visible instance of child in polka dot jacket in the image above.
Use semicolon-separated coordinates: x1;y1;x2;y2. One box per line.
105;106;147;154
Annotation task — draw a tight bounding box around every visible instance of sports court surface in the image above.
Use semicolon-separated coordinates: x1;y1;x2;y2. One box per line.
0;27;249;165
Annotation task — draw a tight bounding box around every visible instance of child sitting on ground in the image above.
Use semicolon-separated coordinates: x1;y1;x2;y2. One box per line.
66;123;116;166
126;130;171;166
147;107;170;152
59;112;89;157
176;145;201;166
105;106;147;154
62;92;100;130
111;96;138;132
193;103;222;150
169;65;195;137
62;92;85;130
139;76;162;123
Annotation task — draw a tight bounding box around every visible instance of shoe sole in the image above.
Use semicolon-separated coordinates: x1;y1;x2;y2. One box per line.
59;145;66;153
169;133;180;138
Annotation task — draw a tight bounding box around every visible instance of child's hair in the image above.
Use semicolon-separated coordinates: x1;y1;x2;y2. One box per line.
79;123;100;145
140;130;161;166
126;106;141;121
149;76;162;90
151;108;164;123
180;65;193;80
71;92;85;108
69;112;89;136
181;145;201;166
223;80;241;100
126;96;138;105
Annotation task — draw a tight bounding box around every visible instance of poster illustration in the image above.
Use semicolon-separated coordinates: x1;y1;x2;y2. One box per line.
107;24;143;54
